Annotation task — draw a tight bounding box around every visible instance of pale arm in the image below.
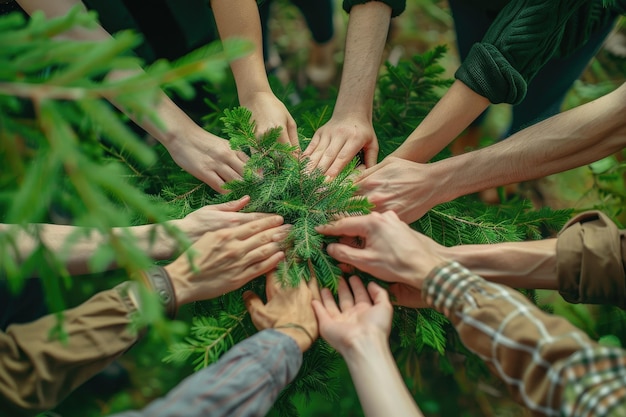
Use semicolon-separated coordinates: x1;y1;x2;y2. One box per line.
428;82;626;205
440;239;558;290
16;0;248;192
0;223;181;276
211;0;298;147
1;197;273;276
304;2;391;176
391;80;490;162
313;277;423;417
357;82;626;223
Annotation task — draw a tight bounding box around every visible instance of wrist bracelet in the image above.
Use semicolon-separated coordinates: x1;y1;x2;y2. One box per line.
274;323;315;344
139;266;177;320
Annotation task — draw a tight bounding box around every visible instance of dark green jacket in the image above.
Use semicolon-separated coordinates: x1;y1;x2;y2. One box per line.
455;0;626;104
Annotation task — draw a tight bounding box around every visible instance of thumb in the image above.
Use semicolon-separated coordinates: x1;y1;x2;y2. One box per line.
243;290;266;327
311;299;330;325
367;281;390;306
214;195;250;212
364;146;378;168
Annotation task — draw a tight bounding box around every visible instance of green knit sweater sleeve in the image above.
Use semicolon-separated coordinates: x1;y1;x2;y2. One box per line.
455;0;624;105
342;0;406;17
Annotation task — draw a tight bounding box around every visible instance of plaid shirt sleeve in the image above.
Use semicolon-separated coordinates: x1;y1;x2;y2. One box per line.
422;261;626;417
109;329;302;417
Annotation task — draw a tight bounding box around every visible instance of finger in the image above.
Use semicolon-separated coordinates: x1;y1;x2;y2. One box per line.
236;151;249;165
240;223;290;255
337;277;354;311
367;281;390;307
311;298;331;324
326;243;367;266
302;132;321;157
307;277;321;302
202;171;226;194
325;144;361;179
287;121;300;149
278;128;291;146
239;253;286;288
209;195;251;212
314;142;344;175
264;270;279;300
243;291;268;329
305;135;331;171
217;164;243;184
232;215;285;240
348;275;370;304
315;216;369;237
364;145;379;168
320;287;340;316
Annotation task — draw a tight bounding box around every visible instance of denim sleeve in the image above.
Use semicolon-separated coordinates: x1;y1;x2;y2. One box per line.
108;329;303;417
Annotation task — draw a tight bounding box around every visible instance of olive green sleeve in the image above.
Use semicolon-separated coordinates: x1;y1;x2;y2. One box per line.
0;283;141;416
455;0;623;105
557;210;626;308
342;0;406;17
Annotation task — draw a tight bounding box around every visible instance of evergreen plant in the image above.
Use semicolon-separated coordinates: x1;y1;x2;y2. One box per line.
0;8;581;416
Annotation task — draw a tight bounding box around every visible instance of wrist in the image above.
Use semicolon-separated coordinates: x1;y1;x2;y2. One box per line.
337;328;389;358
164;257;194;307
425;159;460;206
137;266;178;319
274;324;314;352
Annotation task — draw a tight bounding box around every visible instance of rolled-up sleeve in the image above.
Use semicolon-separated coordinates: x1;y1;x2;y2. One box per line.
557;210;626;308
0;283;140;416
455;0;620;104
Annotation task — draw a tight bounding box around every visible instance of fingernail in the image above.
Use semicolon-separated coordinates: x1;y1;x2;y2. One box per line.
272;225;292;240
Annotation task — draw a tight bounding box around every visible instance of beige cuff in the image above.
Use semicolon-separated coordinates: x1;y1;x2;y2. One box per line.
557;210;626;308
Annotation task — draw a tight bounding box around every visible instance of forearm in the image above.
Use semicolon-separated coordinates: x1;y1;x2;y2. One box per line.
333;2;391;120
0;284;140;416
441;239;558;290
108;329;303;417
16;0;110;41
428;82;626;204
211;0;271;102
17;0;205;148
342;334;423;417
391;80;489;162
0;223;181;276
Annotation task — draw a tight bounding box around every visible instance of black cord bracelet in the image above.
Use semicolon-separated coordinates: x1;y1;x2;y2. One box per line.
274;323;315;344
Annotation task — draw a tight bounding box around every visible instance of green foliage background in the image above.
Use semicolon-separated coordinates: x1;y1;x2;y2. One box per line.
0;3;625;417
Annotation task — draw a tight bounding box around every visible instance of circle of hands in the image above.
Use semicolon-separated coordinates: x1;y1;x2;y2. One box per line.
174;198;447;352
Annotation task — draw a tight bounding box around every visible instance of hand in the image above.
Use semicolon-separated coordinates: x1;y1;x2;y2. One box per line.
312;276;392;354
176;196;274;242
244;272;320;352
240;92;299;148
163;124;249;193
165;216;290;306
315;211;447;288
355;156;440;223
303;114;379;178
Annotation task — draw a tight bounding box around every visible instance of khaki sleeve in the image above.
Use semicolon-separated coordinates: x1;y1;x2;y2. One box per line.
0;283;141;416
557;210;626;308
